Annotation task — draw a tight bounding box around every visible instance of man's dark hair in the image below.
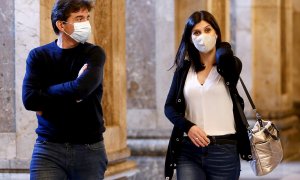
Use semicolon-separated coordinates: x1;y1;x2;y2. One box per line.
51;0;94;35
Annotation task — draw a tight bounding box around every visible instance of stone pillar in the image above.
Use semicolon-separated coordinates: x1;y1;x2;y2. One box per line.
126;0;175;179
92;0;137;177
174;0;206;47
232;0;253;117
207;0;231;42
293;0;300;116
0;0;39;174
252;0;300;160
0;0;17;164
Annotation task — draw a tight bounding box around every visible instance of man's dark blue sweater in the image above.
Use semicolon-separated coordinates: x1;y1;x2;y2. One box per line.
22;40;106;144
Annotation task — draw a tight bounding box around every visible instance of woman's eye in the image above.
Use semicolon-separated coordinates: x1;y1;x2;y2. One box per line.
193;31;200;36
204;28;211;33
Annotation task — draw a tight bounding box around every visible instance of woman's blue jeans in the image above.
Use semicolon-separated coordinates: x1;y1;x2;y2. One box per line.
176;137;240;180
30;140;108;180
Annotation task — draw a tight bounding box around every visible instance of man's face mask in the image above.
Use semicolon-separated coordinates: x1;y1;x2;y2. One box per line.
192;33;217;53
63;21;91;43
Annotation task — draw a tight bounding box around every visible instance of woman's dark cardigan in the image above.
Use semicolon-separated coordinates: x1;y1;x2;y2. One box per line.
164;43;252;180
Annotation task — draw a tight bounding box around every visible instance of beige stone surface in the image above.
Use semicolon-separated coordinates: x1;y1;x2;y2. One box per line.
40;0;56;45
155;0;176;130
0;133;16;159
15;0;40;160
207;0;230;42
293;0;300;102
252;0;300;161
252;0;293;113
174;0;206;47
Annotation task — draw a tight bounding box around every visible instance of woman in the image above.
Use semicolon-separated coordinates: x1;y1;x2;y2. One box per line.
164;11;252;180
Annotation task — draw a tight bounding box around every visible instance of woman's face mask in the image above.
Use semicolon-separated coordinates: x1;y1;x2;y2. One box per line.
191;33;217;53
63;21;91;43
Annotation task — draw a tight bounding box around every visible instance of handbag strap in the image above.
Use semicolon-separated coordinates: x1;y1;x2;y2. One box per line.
239;77;263;127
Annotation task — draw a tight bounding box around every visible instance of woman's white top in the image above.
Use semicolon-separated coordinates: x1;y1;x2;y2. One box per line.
183;66;236;136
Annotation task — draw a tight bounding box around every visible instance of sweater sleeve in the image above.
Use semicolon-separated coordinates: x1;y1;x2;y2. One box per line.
22;50;52;111
46;46;105;100
164;69;195;133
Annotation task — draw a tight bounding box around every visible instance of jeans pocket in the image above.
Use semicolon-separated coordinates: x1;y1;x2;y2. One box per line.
86;141;105;151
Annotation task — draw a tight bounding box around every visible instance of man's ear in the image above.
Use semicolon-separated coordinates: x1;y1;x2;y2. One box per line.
56;21;65;32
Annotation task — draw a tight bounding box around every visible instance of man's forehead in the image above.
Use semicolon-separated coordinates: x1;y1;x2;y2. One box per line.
69;8;89;17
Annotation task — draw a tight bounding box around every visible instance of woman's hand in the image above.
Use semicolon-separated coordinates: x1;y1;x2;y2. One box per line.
188;125;210;147
78;63;88;77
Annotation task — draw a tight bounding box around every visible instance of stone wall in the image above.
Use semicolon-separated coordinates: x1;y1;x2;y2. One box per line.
0;0;16;161
126;0;175;139
126;0;175;178
0;0;39;172
293;0;300;108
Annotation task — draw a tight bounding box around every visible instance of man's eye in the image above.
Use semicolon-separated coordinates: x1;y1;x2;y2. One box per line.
76;17;84;22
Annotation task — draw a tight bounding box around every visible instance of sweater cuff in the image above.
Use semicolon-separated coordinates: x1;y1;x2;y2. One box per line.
183;119;196;134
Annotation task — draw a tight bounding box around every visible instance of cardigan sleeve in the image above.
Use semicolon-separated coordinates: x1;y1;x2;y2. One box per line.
164;69;195;133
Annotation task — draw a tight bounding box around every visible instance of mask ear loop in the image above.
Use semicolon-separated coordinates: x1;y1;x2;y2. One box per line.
60;21;73;37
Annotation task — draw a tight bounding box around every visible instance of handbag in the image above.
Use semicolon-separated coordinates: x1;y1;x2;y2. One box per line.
238;78;283;176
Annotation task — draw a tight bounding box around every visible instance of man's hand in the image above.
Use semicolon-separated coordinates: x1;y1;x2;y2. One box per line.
188;125;210;147
78;63;88;77
76;64;88;103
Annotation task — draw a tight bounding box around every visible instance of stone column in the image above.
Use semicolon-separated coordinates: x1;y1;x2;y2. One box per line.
207;0;231;42
0;0;17;166
293;0;300;115
0;0;40;174
126;0;176;179
232;0;253;117
92;0;137;177
174;0;206;47
252;0;300;160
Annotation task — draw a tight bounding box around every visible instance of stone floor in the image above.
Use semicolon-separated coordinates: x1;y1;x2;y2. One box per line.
1;161;300;180
239;161;300;180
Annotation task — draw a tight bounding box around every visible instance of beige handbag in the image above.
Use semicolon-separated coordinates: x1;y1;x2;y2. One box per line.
239;78;283;176
248;119;283;176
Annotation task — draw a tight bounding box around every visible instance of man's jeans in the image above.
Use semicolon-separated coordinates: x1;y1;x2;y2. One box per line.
176;137;240;180
30;140;108;180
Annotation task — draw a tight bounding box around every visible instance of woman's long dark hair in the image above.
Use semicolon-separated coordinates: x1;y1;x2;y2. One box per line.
173;11;222;72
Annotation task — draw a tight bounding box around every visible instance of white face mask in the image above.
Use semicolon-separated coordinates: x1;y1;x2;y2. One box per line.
63;21;91;43
192;33;217;53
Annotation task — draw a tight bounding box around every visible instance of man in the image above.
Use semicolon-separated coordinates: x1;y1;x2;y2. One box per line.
22;0;107;179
